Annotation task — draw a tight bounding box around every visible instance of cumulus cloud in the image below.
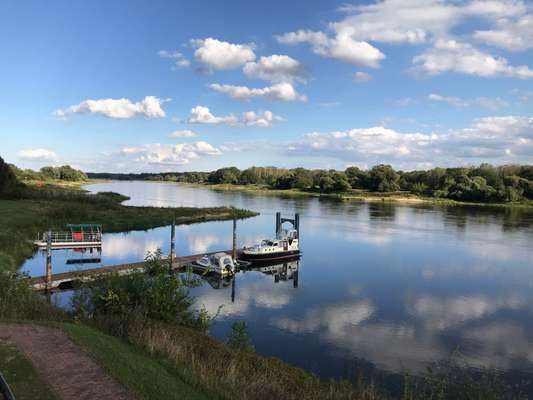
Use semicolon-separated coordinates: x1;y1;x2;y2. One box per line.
241;110;285;127
243;55;305;83
188;106;239;125
119;142;221;165
474;14;533;51
412;39;533;78
334;0;526;44
428;93;507;109
275;29;385;68
353;71;372;82
275;0;530;72
288;115;533;168
169;130;197;138
53;96;167;119
191;38;256;70
209;82;306;102
158;50;190;68
18;148;58;161
188;106;284;127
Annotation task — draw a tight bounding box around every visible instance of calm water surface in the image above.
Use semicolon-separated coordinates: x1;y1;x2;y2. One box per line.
21;181;533;384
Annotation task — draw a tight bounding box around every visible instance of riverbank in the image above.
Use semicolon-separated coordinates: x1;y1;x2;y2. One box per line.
187;182;533;209
0;185;257;272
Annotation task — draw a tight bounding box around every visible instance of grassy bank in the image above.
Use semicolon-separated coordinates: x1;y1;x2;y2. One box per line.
0;186;257;272
0;337;58;400
189;182;533;208
61;323;212;400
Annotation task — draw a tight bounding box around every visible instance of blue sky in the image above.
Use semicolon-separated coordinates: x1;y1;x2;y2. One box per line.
1;0;532;172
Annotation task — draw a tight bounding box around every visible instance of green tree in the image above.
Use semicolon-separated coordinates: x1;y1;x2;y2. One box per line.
226;321;255;353
368;164;400;192
0;157;18;196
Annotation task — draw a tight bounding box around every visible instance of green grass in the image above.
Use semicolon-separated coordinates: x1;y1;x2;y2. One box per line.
0;188;257;272
0;338;58;400
60;323;212;400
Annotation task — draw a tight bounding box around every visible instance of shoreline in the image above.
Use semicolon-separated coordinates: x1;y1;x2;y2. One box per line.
179;182;533;209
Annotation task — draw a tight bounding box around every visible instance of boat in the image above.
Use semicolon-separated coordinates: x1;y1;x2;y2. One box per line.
241;228;300;261
192;252;236;276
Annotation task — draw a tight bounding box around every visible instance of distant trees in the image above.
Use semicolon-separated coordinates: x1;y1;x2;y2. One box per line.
8;164;88;182
86;163;533;204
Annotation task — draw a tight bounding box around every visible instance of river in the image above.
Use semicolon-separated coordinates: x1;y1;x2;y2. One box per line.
21;181;533;388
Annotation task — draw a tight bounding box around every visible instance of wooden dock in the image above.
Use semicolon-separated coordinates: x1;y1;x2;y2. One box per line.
29;249;241;291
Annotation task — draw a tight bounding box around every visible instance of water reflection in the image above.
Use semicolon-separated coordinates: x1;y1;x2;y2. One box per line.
19;181;533;390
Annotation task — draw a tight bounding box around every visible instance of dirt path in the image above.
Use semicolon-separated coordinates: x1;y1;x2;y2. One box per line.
0;324;134;400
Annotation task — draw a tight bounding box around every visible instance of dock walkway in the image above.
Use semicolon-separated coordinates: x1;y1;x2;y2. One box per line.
29;249;240;291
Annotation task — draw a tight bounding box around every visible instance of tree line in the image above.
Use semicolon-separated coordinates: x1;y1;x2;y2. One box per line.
9;164;88;182
88;164;533;203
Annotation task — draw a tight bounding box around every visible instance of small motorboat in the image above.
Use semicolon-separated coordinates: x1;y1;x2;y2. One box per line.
192;252;236;276
241;229;300;262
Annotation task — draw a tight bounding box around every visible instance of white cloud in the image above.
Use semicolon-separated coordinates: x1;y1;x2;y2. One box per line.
428;93;507;109
209;82;306;102
53;96;167;119
241;110;285;127
119;141;221;166
275;0;530;71
275;29;385;68
188;106;284;128
412;39;533;78
18;148;58;162
333;0;526;44
353;71;372;82
158;50;191;68
169;130;197;138
191;38;256;70
188;106;239;125
288;115;533;168
474;15;533;51
243;55;305;83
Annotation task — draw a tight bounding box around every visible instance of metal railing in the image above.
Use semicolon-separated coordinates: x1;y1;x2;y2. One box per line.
0;372;16;400
39;231;102;243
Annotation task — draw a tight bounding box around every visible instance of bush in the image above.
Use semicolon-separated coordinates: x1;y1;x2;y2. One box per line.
71;250;210;332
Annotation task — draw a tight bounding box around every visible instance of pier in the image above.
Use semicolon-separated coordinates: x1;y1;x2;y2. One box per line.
29;249;243;291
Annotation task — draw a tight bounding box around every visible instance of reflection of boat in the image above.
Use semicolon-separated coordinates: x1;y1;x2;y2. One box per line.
241;229;300;262
66;246;102;265
192;252;236;276
247;259;300;288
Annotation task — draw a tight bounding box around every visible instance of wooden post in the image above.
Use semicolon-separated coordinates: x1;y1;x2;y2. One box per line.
275;212;281;238
170;219;176;272
231;276;236;303
46;230;52;292
232;216;237;261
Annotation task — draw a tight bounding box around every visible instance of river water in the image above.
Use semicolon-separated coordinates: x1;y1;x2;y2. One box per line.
21;181;533;387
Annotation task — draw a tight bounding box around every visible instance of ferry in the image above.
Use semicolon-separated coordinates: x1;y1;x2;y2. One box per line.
241;229;300;261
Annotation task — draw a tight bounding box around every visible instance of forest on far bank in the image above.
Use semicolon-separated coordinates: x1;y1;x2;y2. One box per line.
88;164;533;204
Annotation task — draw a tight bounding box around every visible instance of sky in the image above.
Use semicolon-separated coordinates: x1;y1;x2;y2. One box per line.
1;0;533;173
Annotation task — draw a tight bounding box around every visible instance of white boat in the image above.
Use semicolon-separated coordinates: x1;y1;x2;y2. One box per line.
192;252;236;276
241;229;300;262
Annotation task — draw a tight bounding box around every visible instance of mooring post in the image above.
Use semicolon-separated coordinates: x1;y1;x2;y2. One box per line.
294;213;300;238
276;212;281;238
46;230;52;292
170;219;176;272
232;215;237;261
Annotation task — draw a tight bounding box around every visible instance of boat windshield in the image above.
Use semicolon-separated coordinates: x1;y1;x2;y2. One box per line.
260;239;274;246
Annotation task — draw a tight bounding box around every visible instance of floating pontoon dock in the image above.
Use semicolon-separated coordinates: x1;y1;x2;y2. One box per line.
29;249;243;291
34;224;102;249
